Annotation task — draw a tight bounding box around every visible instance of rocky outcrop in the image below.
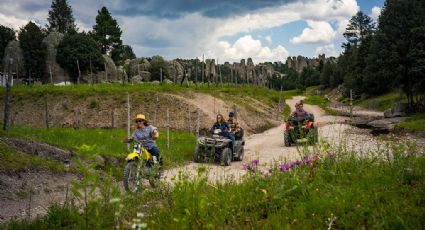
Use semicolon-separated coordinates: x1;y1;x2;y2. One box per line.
246;58;255;84
167;60;184;83
384;103;409;118
2;40;25;80
286;54;335;73
205;59;216;83
43;32;71;84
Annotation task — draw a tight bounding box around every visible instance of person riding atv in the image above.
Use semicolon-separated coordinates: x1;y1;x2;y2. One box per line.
193;114;245;165
284;101;318;146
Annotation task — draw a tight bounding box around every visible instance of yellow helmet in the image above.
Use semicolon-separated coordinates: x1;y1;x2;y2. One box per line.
135;114;146;120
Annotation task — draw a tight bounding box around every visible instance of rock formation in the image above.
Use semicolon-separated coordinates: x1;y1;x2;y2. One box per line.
167;60;184;83
286;54;334;72
2;40;25;80
43;32;71;84
205;59;217;83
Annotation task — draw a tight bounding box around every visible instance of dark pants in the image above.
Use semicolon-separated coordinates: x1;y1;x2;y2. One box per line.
148;146;163;166
222;131;236;150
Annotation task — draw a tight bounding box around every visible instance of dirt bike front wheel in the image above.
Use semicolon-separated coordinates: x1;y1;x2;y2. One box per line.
123;161;140;193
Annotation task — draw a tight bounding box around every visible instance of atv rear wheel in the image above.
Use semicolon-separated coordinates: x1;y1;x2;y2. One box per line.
234;147;244;161
221;147;232;166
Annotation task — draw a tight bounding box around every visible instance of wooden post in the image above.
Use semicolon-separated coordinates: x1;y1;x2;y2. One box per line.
76;60;81;84
44;96;49;128
233;104;237;119
154;95;159;126
160;68;163;82
3;58;13;131
188;109;192;134
166;108;170;149
111;109;115;128
277;85;282;120
195;58;198;85
201;54;204;83
104;62;108;82
89;58;93;84
350;89;353;121
127;93;131;152
196;109;200;138
49;64;53;84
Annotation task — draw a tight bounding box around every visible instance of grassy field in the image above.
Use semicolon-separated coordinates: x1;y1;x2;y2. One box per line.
304;95;337;115
0;126;196;169
3;144;424;229
353;92;407;111
396;113;425;133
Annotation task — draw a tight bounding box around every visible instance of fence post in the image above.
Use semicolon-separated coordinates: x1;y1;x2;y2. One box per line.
196;109;200;138
232;104;237;119
49;64;53;84
3;58;13;131
111;109;115;128
188;109;192;134
44;96;49;129
350;89;353;122
166;108;170;149
154;95;159;126
127;93;131;152
76;60;81;84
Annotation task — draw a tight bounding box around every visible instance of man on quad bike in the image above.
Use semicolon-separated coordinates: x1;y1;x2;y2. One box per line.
284;101;318;146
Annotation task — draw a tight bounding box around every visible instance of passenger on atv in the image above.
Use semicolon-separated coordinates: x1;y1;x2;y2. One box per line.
227;112;244;141
284;101;319;146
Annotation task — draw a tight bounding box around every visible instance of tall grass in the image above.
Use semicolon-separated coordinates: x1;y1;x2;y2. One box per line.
396;113;425;133
1;127;196;169
3;141;424;229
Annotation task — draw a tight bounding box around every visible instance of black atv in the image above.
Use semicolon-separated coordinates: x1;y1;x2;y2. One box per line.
193;129;245;166
284;113;318;146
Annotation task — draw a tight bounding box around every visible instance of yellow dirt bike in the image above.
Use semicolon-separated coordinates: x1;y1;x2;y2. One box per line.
123;141;160;192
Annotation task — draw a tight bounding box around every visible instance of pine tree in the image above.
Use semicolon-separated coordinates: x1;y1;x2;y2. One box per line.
92;7;122;55
370;0;425;109
0;25;16;68
343;11;375;49
47;0;77;33
18;22;47;81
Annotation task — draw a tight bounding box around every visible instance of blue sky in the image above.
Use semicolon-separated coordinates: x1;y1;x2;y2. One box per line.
0;0;385;63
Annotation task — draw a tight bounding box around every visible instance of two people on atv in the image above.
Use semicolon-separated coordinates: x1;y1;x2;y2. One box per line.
210;112;244;149
290;101;316;126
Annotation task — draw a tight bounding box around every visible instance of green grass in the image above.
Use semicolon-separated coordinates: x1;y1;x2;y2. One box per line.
353;92;407;111
1;83;283;108
396;113;425;133
4;146;425;229
304;95;337;115
0;141;64;172
0;127;196;169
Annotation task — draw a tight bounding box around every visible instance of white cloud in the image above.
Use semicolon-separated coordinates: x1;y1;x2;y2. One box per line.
315;44;338;57
213;35;288;63
0;13;28;30
290;20;336;44
370;6;381;22
265;35;272;45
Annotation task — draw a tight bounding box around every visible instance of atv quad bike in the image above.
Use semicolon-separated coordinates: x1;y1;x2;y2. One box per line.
193;129;245;166
284;113;318;146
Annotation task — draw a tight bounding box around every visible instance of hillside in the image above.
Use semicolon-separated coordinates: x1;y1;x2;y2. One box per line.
0;84;286;134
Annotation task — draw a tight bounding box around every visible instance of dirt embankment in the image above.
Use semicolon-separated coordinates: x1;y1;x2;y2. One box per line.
0;91;278;134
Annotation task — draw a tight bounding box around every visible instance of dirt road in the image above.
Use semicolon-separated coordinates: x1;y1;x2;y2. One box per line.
163;96;370;183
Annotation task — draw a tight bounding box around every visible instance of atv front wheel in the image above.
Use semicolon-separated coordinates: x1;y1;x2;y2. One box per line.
284;130;291;147
193;144;201;163
221;148;232;166
234;147;244;161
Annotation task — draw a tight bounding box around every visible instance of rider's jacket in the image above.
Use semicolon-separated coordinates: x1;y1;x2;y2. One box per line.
211;122;230;134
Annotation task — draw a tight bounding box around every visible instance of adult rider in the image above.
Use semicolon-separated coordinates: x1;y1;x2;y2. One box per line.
127;114;163;166
211;114;236;149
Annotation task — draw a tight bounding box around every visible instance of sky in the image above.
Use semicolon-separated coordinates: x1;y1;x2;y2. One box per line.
0;0;385;63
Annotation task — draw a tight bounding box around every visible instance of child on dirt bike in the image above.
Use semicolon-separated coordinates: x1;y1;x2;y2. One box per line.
127;114;162;166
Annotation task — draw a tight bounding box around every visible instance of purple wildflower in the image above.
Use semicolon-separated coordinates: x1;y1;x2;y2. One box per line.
294;160;302;166
252;159;259;165
280;163;289;172
243;163;249;169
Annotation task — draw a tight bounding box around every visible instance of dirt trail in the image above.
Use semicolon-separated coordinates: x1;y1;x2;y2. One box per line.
163;96;385;183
